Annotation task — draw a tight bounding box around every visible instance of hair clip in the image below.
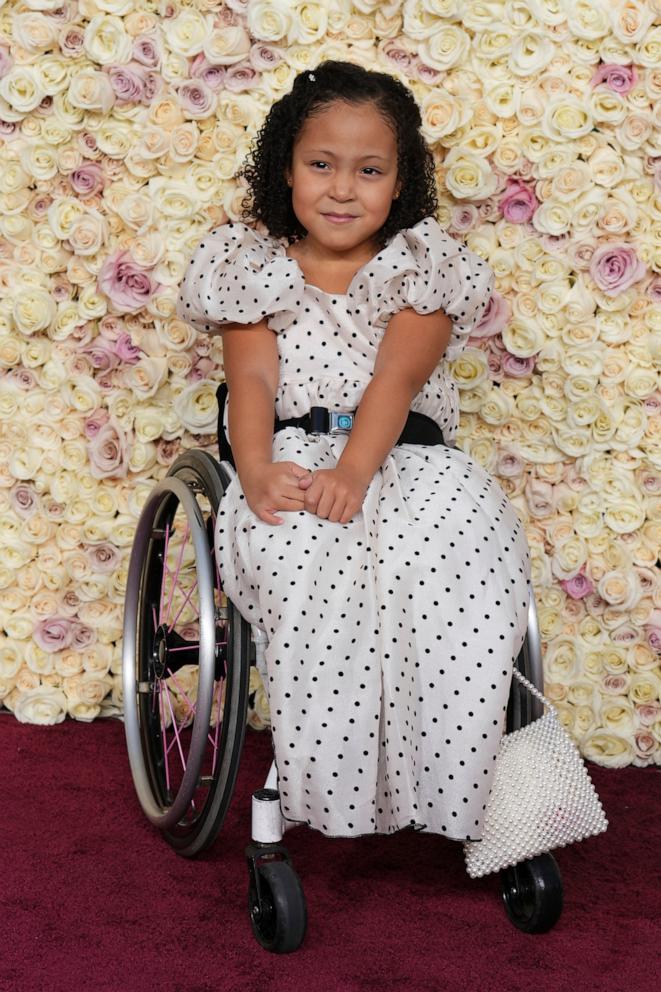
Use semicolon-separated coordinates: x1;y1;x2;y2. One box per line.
308;71;316;82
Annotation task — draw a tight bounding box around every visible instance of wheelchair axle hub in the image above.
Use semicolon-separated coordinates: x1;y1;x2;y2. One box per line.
151;624;171;679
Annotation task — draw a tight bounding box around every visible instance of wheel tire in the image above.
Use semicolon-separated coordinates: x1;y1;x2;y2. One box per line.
501;853;563;933
123;449;251;858
249;861;307;953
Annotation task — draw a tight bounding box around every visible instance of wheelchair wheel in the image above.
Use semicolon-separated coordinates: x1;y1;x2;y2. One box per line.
123;450;251;857
249;860;307;954
501;853;563;933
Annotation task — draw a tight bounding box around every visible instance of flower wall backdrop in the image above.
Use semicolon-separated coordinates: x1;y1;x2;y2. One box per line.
0;0;659;766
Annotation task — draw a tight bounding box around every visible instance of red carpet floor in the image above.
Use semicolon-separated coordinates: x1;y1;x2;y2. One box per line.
1;715;659;992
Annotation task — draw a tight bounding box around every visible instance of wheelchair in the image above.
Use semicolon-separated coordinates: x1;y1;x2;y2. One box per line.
122;446;564;953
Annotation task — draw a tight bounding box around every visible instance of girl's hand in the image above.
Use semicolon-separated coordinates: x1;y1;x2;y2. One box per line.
299;465;369;524
241;461;312;525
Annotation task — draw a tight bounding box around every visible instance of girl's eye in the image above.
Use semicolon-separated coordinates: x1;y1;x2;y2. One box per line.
309;162;381;176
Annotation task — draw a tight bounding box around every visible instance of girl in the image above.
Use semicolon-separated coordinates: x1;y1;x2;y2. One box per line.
176;60;531;844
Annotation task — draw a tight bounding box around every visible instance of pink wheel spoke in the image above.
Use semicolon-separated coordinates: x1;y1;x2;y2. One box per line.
158;683;171;793
165;668;198;723
158;522;172;625
166;639;226;653
211;677;225;774
168;578;199;632
164;522;190;627
163;681;187;775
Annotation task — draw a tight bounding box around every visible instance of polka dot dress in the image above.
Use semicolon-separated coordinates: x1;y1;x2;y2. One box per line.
177;218;532;842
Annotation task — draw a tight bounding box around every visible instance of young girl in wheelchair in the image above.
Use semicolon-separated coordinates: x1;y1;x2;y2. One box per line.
176;60;531;845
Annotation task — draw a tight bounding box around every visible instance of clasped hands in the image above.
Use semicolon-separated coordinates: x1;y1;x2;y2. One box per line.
241;460;368;526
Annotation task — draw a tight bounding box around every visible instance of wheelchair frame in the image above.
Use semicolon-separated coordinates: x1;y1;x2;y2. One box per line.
122;448;562;952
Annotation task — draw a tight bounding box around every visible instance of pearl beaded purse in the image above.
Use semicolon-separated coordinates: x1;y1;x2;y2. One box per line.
463;669;608;879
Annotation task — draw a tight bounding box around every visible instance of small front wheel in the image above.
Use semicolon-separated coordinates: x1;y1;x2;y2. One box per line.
249;860;307;953
501;853;563;933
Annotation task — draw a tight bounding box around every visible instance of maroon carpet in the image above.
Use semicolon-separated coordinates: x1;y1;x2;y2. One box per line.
1;715;659;992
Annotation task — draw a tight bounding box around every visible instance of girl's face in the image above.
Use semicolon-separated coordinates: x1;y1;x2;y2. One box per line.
285;99;401;260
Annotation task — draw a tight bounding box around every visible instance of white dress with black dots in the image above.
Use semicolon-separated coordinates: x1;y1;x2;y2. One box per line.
176;217;532;842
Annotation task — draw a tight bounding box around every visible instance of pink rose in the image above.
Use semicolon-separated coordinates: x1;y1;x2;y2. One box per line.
471;291;510;340
71;622;96;650
143;72;162;102
85;542;120;574
84;409;110;439
560;570;594;600
524;478;554;517
84;339;120;371
486;350;503;382
87;419;129;479
610;623;641;645
113;332;142;363
249;43;283;71
501;180;538;224
0;45;13;78
412;60;443;84
450;205;479;234
98;314;125;341
9;484;41;518
377;38;414;76
633;730;656;760
108;63;146;102
8;368;36;389
190;54;227;91
591;63;637;94
34;617;74;653
224;61;259;93
501;353;536;378
178;79;216;117
589;242;647;296
645;615;661;652
643;392;661;416
496;450;525;478
69;161;105;198
647;275;661;300
188;357;215;381
156;438;181;466
602;674;629;694
59;26;85;58
97;251;160;314
636;703;660;727
133;35;161;68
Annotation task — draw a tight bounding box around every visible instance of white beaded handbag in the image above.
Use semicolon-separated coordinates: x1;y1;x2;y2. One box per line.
463;669;608;879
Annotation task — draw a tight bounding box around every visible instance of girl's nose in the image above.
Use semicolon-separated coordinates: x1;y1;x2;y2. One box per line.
330;172;354;201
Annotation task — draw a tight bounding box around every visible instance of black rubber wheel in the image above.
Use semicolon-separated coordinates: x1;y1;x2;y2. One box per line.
501;853;563;933
249;861;307;953
123;449;252;857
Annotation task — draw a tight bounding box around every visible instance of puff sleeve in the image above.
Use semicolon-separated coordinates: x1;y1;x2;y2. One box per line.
350;216;494;361
176;222;304;333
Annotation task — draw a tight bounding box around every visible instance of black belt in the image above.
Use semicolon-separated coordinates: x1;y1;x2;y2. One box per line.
274;406;445;446
216;383;445;468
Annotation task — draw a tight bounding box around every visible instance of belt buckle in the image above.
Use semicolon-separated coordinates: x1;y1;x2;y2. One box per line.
329;411;353;435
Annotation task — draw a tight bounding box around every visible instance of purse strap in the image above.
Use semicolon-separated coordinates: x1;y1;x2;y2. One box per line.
511;667;557;715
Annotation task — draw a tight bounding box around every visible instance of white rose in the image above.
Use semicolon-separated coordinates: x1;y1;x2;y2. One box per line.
14;686;68;725
509;31;555;76
0;67;45;114
68;69;115;114
542;95;594;141
173;379;219;435
418;24;470;71
13;288;56;336
84;14;132;65
163;9;210;55
581;731;633;767
443;149;497;200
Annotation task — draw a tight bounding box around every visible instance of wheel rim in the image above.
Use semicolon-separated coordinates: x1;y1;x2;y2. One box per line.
123;476;223;830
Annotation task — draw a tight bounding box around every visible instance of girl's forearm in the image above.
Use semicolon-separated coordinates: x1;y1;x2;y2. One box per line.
227;376;275;478
337;372;415;484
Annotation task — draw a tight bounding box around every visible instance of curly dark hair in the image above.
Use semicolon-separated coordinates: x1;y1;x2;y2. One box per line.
238;60;438;248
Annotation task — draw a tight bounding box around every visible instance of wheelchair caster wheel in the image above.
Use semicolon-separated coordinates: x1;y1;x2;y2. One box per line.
501;853;563;933
248;859;307;953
